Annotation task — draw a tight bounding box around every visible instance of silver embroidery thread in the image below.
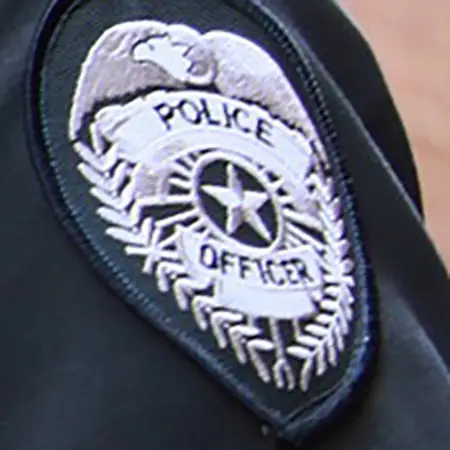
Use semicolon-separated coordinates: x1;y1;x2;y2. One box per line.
70;21;355;391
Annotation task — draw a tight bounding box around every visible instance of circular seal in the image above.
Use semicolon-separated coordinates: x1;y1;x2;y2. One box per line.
27;0;375;444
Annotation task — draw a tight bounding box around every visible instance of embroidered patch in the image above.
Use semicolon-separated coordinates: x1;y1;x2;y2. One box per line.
28;0;375;444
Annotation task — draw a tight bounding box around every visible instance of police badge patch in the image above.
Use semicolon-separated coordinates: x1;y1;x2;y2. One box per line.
28;0;375;444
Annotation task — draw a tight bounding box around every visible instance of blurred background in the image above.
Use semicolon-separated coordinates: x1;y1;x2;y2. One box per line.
341;0;450;270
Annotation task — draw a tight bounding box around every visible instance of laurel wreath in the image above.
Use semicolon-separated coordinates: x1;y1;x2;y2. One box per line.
74;116;355;392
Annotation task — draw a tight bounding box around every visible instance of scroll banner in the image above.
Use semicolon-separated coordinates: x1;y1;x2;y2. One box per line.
176;227;323;320
100;90;313;206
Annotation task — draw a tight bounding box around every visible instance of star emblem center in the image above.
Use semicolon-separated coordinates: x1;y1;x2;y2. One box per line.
201;163;272;242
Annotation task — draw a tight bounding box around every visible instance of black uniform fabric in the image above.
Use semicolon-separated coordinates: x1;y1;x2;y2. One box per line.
0;1;448;450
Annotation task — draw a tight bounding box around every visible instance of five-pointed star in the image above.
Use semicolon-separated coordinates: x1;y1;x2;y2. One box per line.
201;163;272;242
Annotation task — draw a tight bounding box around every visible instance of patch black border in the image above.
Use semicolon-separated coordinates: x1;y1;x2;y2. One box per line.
26;0;378;444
